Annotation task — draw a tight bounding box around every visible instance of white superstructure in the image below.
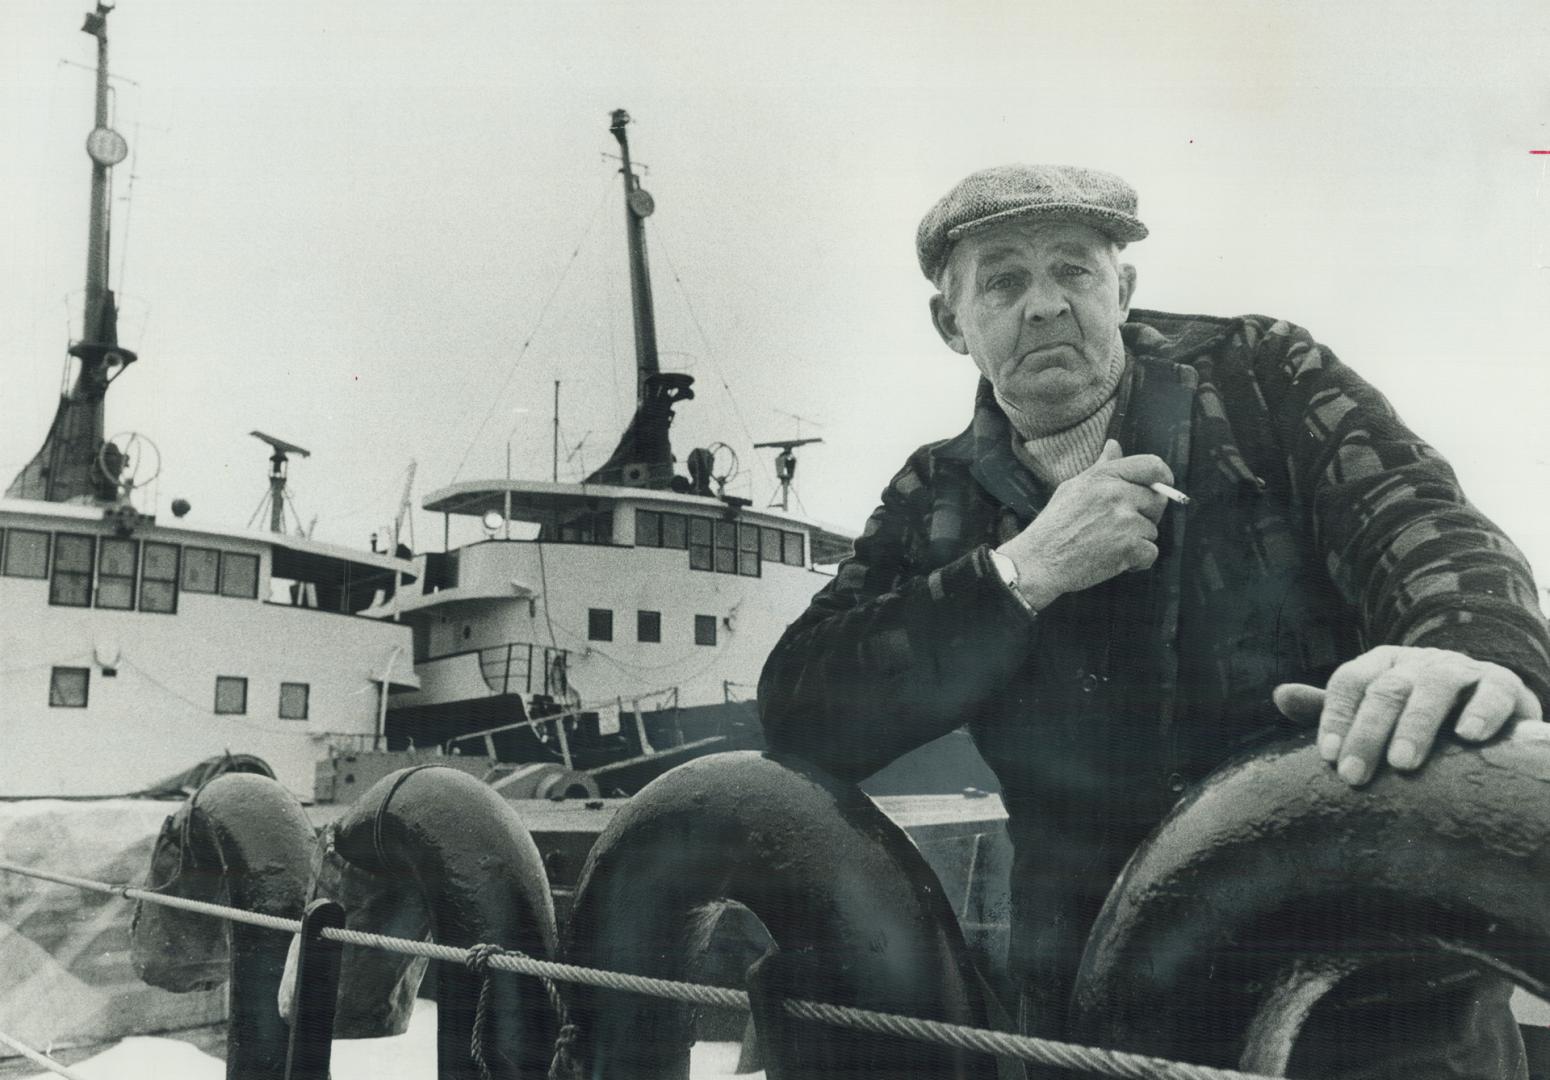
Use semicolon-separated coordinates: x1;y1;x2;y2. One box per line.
0;498;417;798
388;479;847;776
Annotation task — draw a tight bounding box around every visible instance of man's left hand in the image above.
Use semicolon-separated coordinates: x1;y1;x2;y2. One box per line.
1272;645;1543;786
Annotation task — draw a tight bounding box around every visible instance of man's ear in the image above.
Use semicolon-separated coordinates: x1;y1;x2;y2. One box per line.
929;294;969;355
1117;263;1138;320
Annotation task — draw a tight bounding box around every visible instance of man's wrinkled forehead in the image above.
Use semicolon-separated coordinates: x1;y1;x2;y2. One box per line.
946;221;1116;278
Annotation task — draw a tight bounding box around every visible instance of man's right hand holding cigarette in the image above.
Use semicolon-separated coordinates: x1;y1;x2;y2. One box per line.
995;439;1176;612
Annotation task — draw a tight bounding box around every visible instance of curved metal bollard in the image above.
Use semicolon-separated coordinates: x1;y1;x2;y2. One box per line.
564;750;996;1080
293;764;561;1080
130;772;316;1080
1072;724;1550;1075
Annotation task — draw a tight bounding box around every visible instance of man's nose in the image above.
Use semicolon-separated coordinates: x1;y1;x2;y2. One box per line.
1022;278;1070;322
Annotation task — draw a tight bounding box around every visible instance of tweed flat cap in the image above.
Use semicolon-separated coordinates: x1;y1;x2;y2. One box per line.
916;164;1148;281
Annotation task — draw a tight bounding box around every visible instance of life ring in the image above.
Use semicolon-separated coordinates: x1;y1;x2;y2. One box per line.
1072;724;1550;1075
130;772;316;1079
291;765;560;1079
563;750;996;1080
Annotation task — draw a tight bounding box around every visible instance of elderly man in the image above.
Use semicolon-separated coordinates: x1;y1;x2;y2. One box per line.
758;165;1550;1077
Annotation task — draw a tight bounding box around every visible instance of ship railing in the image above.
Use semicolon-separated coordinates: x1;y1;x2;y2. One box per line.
312;732;387;754
475;642;571;697
445;686;680;771
722;679;757;703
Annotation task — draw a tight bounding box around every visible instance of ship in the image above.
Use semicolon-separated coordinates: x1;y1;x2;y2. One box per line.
0;3;420;801
0;6;1009;1069
370;108;999;802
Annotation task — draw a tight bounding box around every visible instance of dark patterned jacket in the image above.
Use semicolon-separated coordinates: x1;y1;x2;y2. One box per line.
758;309;1550;1031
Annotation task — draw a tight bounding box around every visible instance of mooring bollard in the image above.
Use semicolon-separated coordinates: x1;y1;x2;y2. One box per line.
284;899;347;1080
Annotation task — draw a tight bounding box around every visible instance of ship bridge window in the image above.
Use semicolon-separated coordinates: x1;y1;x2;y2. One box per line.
759;526;808;568
661;514;687;548
555;509;614;545
694;614;717;647
220;552;260;599
182;547;220;593
738;524;760;576
782;530;805;567
140;542;179;614
681;515;766;577
2;529;49;578
636;510;689;550
49;533;94;607
687;517;713;570
713;521;737;574
49;666;90;708
96;537;138;610
635;510;661;547
653;512;779;577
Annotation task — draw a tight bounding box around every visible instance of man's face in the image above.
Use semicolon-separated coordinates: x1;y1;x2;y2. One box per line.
930;221;1136;428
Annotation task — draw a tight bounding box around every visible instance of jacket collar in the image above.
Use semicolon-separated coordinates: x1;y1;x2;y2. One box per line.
935;310;1214;517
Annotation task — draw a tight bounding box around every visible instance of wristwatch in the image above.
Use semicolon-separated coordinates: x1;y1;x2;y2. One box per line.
989;548;1038;616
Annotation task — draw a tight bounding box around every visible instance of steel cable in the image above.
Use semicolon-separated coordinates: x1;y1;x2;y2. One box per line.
0;859;1285;1080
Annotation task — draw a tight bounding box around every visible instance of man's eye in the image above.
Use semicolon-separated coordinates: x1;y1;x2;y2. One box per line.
985;273;1021;292
1058;264;1092;278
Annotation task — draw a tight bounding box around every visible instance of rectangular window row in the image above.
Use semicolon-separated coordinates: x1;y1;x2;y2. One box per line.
215;676;310;718
587;608;717;646
634;510;804;574
47;666;309;719
0;528;259;612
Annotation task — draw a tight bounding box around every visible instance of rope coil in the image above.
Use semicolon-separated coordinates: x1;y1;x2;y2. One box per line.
0;858;1282;1080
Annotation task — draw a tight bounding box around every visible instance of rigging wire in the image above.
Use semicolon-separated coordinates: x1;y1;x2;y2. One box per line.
605;229;623;430
113;119;142;296
651;231;776;496
450;171;616;483
114;656;345;737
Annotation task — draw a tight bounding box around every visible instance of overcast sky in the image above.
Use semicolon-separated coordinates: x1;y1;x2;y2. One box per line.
3;0;1547;586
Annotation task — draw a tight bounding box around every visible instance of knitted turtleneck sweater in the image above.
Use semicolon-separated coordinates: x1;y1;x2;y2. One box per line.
995;337;1125;488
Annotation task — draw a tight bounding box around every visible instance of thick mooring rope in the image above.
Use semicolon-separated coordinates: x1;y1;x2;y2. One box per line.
0;859;1282;1080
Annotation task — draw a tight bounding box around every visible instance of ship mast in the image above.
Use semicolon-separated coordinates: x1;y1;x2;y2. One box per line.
5;2;137;503
610;109;660;404
584;110;696;490
82;4;117;352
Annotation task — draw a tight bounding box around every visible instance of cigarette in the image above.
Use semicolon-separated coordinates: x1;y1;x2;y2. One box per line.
1150;481;1190;506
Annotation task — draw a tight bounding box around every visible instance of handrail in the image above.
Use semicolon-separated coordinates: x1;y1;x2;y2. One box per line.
418;637;571;672
445;685;681;758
